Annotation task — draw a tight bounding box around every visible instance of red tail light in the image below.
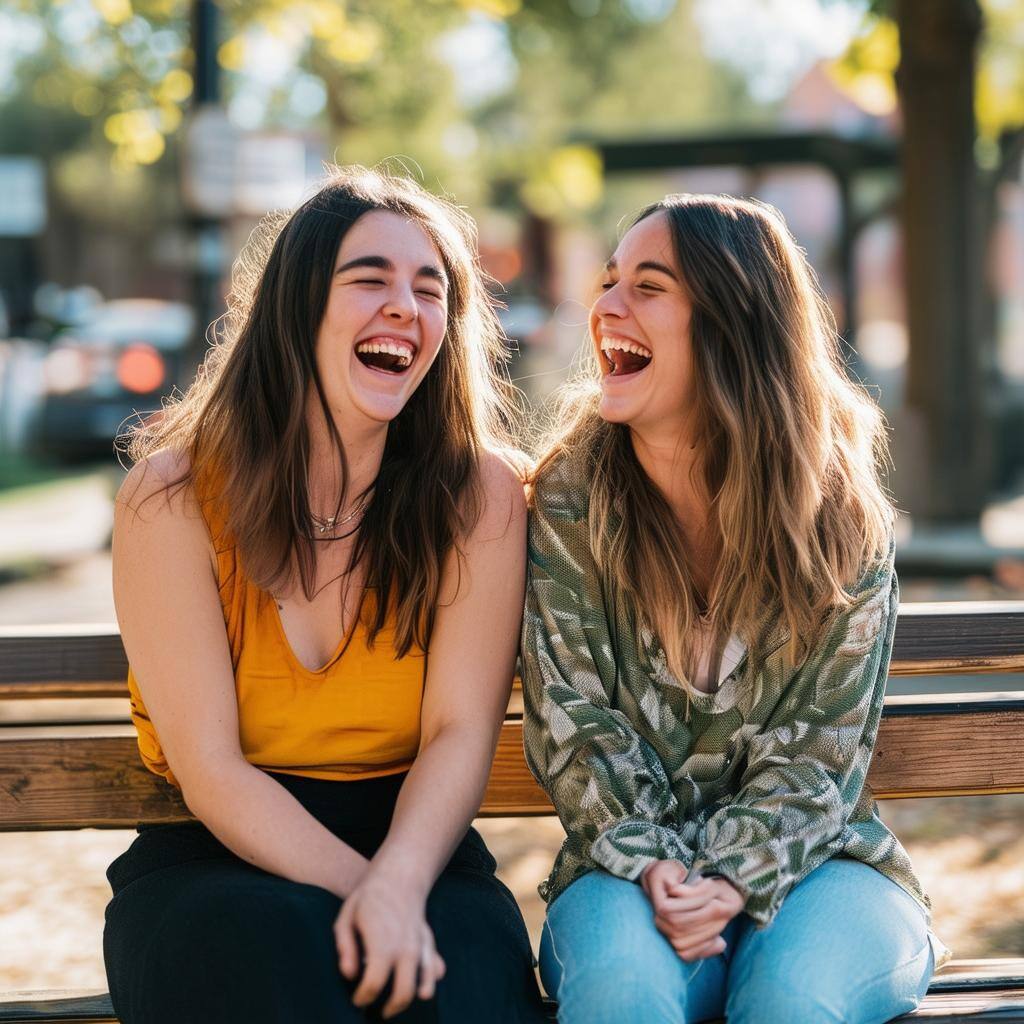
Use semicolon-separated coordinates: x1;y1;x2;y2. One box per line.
117;344;165;394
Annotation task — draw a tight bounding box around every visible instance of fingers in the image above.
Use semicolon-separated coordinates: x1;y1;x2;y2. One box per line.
643;860;687;905
655;898;727;933
381;950;418;1020
416;930;445;1002
656;913;728;960
674;934;727;962
664;876;717;903
352;955;392;1010
334;904;360;981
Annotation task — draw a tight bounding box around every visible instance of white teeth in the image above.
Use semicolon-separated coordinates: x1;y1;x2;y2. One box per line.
600;336;652;359
355;338;416;363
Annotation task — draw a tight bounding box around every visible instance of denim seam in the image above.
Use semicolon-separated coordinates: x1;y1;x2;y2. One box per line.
828;936;934;1024
544;916;567;996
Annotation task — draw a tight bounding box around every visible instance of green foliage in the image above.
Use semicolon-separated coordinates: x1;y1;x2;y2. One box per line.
833;0;1024;143
0;0;763;227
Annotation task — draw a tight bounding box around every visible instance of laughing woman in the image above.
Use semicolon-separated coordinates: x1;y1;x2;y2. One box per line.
105;168;545;1023
522;195;947;1024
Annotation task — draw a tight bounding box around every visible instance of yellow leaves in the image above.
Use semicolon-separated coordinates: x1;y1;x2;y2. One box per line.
307;0;347;40
218;35;246;71
104;109;165;165
327;20;381;63
521;146;603;218
828;17;899;117
156;102;182;133
834;6;1024;139
550;145;602;211
977;63;1024;142
457;0;522;16
93;0;133;26
156;68;192;104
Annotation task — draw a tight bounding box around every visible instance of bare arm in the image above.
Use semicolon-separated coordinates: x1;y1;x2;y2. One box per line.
375;454;526;888
113;451;369;899
335;451;528;1015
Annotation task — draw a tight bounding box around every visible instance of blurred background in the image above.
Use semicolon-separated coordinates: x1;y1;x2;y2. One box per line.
1;0;1023;991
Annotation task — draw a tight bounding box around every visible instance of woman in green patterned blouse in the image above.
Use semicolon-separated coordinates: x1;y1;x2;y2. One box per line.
521;195;947;1024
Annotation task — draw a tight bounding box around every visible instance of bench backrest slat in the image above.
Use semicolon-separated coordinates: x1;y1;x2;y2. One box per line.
1;609;1022;831
2;705;1023;830
2;602;1023;698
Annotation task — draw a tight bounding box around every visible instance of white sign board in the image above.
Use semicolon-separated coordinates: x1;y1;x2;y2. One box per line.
182;105;239;217
236;134;310;215
0;157;46;237
183;107;316;217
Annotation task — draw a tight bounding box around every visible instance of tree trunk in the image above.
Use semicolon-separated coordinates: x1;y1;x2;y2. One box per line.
895;0;990;524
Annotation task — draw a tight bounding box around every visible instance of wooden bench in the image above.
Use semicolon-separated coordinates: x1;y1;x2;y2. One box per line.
2;602;1024;1022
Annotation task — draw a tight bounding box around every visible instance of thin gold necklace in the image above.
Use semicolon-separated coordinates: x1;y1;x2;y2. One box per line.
310;494;368;534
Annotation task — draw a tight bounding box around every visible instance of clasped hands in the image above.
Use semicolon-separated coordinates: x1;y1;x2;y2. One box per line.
334;870;445;1020
642;859;744;962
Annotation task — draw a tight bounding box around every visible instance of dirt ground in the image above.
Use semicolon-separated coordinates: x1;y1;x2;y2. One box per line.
1;796;1021;991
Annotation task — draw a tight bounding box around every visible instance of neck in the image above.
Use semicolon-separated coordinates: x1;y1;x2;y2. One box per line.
305;393;387;513
629;420;708;524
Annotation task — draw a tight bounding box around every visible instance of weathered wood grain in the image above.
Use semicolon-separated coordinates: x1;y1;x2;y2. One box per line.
3;702;1023;830
2;603;1023;697
890;601;1024;675
0;628;127;698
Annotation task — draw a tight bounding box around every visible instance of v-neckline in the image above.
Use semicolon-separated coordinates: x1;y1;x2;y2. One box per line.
268;591;362;676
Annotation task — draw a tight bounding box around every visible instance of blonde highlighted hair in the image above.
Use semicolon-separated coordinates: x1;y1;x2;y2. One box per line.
532;194;894;691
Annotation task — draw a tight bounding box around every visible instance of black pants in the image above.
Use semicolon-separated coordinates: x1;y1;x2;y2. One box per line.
103;771;546;1023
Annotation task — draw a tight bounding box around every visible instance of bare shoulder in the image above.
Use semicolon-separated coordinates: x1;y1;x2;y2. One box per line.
473;447;528;538
115;448;196;522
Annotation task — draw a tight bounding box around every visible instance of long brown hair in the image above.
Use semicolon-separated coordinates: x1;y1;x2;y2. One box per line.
121;165;517;655
533;194;894;692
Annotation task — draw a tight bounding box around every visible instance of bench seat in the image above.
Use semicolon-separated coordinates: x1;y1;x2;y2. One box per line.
3;961;1024;1023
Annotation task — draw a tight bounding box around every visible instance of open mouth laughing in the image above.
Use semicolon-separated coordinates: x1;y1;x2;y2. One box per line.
354;336;417;375
600;335;652;377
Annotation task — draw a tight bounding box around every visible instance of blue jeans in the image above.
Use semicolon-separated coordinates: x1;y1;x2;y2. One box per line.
540;858;935;1024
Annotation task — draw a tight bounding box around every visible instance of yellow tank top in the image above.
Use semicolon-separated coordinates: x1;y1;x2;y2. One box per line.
127;470;426;786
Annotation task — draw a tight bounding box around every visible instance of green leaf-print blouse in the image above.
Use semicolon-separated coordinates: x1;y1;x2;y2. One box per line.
520;452;934;933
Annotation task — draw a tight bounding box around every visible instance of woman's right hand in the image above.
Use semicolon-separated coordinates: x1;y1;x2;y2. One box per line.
334;872;446;1019
642;859;732;962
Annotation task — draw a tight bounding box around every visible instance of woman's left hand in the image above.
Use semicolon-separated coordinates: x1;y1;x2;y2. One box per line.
649;874;745;962
334;872;446;1019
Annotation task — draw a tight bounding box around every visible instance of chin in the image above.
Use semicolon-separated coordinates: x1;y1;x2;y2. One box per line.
598;393;641;425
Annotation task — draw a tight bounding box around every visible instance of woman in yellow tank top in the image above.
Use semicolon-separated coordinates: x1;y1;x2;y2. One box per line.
105;166;545;1024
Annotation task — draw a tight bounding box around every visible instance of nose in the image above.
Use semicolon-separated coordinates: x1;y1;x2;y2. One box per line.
592;282;627;321
383;282;417;323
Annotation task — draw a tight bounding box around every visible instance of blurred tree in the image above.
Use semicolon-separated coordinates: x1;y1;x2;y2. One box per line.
830;0;1024;522
831;0;1024;154
0;1;760;223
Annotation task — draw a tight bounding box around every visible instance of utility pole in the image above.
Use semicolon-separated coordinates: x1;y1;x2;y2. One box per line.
896;0;991;524
183;0;230;376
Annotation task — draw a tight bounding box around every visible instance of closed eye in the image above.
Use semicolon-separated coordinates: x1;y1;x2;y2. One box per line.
415;288;444;300
636;282;664;292
352;278;386;286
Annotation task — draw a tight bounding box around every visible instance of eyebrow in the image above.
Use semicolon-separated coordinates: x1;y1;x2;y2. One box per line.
335;255;447;287
603;257;679;281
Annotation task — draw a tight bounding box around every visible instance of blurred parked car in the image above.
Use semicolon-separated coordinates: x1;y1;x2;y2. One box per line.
35;299;196;462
